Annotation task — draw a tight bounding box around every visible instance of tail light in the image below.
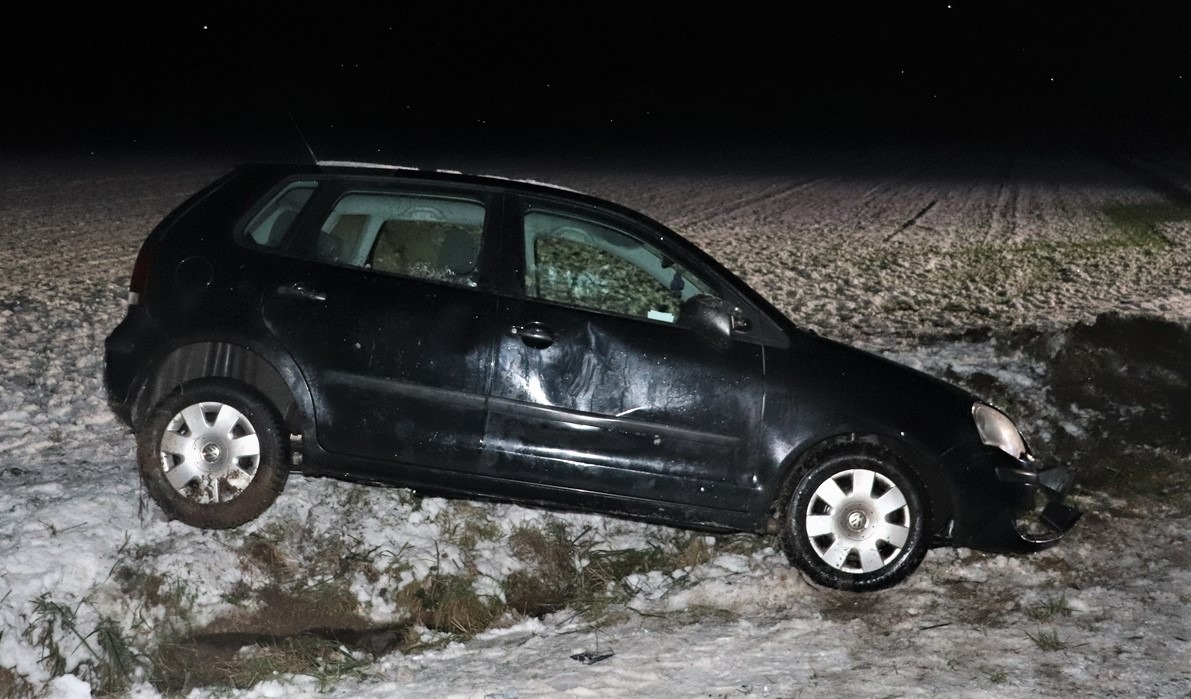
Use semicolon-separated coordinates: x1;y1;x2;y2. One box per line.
128;237;157;305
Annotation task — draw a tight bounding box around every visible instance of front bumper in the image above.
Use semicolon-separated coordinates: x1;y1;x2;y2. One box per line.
994;461;1082;548
945;445;1082;553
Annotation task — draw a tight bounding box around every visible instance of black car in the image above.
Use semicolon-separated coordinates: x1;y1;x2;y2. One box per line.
104;162;1080;591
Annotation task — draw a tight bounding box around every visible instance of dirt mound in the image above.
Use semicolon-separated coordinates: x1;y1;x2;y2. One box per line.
1049;313;1191;447
1042;313;1191;503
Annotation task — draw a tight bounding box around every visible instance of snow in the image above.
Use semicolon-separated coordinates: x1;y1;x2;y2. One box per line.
45;676;91;699
1;148;1190;697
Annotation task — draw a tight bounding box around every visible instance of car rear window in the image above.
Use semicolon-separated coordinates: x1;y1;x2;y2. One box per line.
240;180;318;248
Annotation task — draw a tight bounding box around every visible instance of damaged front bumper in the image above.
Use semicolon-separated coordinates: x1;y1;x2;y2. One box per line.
994;461;1082;548
946;445;1082;553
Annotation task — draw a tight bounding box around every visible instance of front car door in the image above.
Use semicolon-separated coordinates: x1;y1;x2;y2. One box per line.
484;196;767;520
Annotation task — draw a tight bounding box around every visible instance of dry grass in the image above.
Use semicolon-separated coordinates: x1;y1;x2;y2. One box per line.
1027;628;1068;652
0;666;36;699
18;596;143;696
395;573;502;637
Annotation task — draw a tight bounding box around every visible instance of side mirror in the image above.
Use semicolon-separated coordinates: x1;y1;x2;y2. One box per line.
680;294;736;351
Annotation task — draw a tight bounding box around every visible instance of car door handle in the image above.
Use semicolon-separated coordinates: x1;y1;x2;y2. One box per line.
274;283;327;302
510;322;555;349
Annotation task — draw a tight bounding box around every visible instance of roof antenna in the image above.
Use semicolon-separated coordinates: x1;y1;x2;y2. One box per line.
289;112;319;164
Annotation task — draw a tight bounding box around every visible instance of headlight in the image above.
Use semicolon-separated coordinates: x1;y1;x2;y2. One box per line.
972;403;1028;459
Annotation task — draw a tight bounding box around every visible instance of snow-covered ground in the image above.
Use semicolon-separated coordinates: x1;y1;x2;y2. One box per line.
1;146;1189;698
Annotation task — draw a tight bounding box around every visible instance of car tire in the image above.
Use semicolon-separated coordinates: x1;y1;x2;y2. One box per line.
137;379;288;529
780;444;930;592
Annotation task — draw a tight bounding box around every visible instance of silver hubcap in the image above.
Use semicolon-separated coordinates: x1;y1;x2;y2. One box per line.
802;468;912;574
158;401;261;504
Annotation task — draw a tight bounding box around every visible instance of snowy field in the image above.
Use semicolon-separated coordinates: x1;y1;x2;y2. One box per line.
1;145;1190;698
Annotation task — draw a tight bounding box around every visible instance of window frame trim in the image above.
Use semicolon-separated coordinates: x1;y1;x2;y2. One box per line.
506;193;790;347
235;175;503;291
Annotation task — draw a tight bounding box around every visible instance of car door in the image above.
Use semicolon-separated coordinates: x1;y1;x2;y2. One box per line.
484;197;766;513
256;178;500;475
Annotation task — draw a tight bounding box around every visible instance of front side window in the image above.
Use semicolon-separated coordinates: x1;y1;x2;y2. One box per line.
241;180;317;248
315;191;485;286
523;210;714;322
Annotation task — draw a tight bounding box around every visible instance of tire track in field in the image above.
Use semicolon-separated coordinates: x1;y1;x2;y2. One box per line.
987;180;1019;244
537;171;758;227
567;172;767;228
827;163;939;241
580;175;719;221
668;176;827;230
632;174;772;228
884;199;939;242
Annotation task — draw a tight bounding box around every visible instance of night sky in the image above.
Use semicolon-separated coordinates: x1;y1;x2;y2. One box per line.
4;3;1188;160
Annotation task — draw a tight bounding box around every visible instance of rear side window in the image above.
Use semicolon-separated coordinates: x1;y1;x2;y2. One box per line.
315;191;486;287
241;180;318;248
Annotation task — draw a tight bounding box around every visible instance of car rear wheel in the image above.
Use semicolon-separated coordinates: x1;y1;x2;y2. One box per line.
137;379;288;529
781;445;930;591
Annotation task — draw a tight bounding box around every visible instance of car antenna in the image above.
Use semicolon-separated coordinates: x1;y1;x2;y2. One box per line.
289;112;319;164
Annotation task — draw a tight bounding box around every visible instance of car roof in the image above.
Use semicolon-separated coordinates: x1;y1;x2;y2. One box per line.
234;160;667;236
236;160;588;199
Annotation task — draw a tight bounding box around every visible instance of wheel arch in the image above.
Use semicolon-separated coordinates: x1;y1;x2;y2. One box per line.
130;341;314;438
769;432;955;538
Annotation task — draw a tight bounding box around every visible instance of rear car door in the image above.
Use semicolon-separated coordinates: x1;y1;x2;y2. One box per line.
250;177;500;475
484;197;766;514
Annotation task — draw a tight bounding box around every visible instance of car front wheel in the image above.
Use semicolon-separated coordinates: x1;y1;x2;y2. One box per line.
781;445;930;591
137;379;288;529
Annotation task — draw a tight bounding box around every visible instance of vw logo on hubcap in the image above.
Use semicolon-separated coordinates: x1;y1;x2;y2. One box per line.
200;442;223;464
847;511;868;531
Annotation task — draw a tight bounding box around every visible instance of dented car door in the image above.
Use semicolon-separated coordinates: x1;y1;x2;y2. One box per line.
483;198;765;513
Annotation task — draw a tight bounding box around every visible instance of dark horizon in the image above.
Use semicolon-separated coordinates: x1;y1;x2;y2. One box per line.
4;3;1188;163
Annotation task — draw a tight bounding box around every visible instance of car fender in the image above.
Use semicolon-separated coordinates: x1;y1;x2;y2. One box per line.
762;427;956;537
129;338;316;442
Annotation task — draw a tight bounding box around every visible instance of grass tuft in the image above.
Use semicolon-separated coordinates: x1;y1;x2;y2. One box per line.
501;522;717;625
21;595;144;695
441;502;504;550
22;596;72;679
114;566;195;629
1026;629;1067;652
396;573;502;636
1026;594;1073;623
88;616;144;694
